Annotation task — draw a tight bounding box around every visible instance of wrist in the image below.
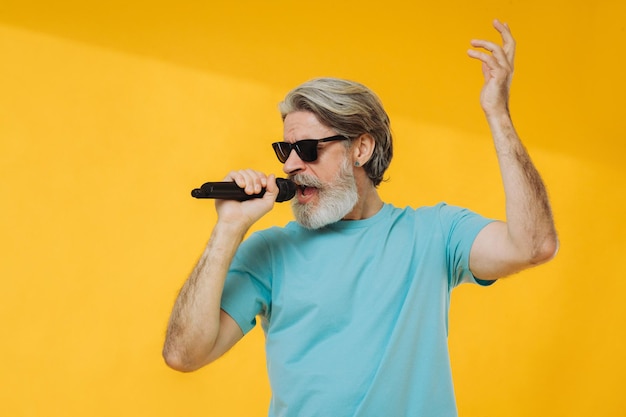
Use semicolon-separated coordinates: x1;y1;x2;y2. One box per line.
214;218;250;240
484;107;513;129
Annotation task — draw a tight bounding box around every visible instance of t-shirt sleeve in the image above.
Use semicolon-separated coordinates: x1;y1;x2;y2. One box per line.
220;231;272;335
437;203;496;288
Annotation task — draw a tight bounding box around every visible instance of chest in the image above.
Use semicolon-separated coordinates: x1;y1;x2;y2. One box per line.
265;225;448;337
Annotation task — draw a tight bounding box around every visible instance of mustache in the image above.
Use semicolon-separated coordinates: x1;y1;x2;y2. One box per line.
289;173;325;189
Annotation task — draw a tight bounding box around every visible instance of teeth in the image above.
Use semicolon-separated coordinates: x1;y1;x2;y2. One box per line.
299;185;314;196
295;181;318;197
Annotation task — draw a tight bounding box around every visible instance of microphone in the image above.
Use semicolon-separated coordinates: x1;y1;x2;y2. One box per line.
191;178;296;203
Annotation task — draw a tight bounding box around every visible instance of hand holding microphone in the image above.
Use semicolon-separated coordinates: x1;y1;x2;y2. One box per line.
191;177;296;203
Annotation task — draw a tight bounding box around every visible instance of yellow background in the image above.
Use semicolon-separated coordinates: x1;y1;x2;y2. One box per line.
1;1;625;416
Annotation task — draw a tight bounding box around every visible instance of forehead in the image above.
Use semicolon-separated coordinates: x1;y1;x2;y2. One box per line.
283;111;335;141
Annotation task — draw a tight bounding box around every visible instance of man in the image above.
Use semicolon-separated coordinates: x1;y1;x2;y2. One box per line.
163;20;558;416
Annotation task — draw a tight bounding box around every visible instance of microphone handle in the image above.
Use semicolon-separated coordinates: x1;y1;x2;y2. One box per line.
201;182;265;200
191;178;296;202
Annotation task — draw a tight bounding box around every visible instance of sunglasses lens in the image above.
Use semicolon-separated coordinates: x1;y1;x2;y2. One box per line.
294;140;317;162
272;143;291;163
272;140;318;163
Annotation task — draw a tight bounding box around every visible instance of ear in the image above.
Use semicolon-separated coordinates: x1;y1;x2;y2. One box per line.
352;134;375;166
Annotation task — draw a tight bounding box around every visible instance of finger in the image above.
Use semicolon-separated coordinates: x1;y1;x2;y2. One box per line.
467;44;501;67
470;39;504;58
467;49;497;82
493;19;516;65
265;174;278;196
225;170;266;195
467;48;491;62
242;169;267;194
493;19;513;41
224;170;248;191
469;39;511;70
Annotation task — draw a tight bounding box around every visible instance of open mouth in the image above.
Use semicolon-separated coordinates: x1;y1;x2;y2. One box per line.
297;184;316;197
292;180;320;202
291;174;323;203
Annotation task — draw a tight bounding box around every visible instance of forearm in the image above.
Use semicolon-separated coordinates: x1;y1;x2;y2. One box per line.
163;220;247;370
488;111;558;263
467;20;558;279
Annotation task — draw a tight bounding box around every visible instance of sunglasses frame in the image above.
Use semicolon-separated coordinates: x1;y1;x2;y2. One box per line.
272;135;349;163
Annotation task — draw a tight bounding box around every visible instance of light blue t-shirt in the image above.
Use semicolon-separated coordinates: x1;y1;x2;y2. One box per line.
221;203;495;417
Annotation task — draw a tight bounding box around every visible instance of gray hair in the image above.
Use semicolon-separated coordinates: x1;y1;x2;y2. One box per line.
279;78;393;187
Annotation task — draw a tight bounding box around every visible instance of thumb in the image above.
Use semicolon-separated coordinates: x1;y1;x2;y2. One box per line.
264;174;279;199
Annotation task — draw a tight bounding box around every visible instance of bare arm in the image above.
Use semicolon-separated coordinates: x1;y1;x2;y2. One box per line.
467;20;559;279
162;171;278;372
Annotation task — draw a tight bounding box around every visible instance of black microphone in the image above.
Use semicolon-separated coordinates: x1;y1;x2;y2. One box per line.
191;178;296;203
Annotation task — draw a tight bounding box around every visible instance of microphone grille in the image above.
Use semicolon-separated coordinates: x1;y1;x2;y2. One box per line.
275;178;296;202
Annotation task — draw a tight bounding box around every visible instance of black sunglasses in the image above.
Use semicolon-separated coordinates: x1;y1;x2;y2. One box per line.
272;135;349;163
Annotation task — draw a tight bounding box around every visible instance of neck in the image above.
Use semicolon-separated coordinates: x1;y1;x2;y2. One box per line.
343;179;384;221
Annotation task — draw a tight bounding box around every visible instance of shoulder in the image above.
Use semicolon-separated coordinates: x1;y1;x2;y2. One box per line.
388;202;473;223
241;222;307;254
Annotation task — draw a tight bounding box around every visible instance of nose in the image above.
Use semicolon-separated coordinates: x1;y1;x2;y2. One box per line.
282;148;306;176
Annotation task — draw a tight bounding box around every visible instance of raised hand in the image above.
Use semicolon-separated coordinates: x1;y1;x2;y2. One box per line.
467;19;516;117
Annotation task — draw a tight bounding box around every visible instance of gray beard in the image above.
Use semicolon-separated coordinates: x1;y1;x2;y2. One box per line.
290;158;359;230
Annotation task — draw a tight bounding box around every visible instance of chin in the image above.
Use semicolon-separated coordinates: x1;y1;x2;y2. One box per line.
291;156;359;229
291;193;357;230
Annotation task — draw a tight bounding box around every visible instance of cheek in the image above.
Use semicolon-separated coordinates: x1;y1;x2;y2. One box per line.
310;149;348;182
308;164;340;184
